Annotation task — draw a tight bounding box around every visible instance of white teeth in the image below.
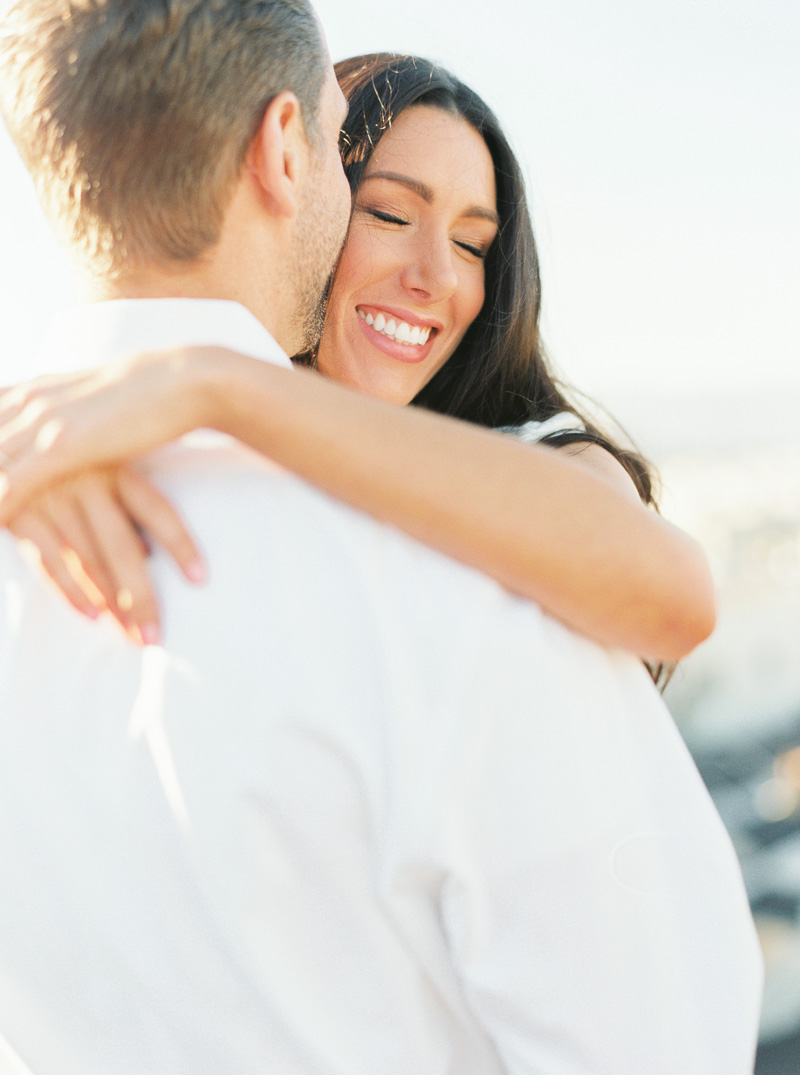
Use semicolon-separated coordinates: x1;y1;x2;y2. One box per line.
357;308;434;347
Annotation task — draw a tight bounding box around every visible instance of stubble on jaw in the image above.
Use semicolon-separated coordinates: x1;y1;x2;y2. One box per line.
288;160;350;356
293;241;333;355
299;280;331;353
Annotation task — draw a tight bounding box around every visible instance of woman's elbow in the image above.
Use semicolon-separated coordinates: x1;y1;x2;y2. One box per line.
653;544;717;661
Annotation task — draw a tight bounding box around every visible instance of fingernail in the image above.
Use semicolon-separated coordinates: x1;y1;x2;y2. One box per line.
185;558;207;584
141;622;161;646
81;605;100;621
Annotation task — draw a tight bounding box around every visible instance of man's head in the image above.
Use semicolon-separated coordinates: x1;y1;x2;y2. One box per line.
0;0;350;349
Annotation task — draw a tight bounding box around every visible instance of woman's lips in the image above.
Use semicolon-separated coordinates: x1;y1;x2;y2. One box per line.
357;306;435;345
355;306;439;364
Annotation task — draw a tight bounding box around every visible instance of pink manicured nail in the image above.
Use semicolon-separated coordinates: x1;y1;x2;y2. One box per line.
185;558;207;584
141;622;161;646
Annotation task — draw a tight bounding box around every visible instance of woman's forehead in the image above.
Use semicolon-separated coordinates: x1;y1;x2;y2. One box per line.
363;105;496;207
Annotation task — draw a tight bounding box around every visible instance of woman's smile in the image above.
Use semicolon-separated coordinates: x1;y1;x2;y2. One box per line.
355;305;439;363
316;104;498;405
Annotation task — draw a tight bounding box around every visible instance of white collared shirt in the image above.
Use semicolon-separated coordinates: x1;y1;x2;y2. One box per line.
0;299;762;1073
38;296;294;372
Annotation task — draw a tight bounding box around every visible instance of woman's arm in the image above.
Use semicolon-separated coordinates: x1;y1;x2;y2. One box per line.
0;348;715;661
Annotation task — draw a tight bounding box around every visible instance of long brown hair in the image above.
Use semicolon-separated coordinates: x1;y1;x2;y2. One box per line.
333;53;657;506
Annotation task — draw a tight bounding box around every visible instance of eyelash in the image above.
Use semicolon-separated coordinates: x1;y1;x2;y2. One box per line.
456;241;487;260
368;209;408;226
366;209;487;260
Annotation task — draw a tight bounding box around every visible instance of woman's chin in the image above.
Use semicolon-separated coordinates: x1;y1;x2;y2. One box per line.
315;355;415;406
352;375;415;406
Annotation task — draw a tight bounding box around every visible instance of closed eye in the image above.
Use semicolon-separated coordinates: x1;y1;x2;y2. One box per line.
454;240;487;259
367;209;409;226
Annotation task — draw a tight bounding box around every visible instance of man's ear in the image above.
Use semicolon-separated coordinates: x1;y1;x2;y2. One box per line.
245;92;310;218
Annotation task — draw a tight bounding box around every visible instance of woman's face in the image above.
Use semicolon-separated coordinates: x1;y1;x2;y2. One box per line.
315;105;499;405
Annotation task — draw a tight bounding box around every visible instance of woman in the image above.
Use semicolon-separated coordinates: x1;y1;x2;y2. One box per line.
0;54;714;669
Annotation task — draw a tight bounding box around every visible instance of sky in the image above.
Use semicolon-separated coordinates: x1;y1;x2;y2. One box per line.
1;0;798;429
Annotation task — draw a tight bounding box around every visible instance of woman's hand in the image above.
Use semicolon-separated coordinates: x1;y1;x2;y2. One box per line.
8;465;205;644
0;349;217;524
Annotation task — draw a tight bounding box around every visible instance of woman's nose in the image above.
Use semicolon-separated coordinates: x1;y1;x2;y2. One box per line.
400;236;458;302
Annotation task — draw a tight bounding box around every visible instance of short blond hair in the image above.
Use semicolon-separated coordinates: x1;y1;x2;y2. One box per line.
0;0;325;276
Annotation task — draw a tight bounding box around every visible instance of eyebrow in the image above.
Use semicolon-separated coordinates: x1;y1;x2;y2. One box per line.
362;170;500;227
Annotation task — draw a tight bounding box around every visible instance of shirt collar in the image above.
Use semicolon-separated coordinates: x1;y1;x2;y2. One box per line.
39;298;293;373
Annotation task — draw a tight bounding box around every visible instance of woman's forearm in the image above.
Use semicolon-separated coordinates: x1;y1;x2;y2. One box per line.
197;348;715;661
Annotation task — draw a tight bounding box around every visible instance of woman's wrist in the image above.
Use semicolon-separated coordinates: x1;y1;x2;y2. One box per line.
173;345;249;434
188;346;308;471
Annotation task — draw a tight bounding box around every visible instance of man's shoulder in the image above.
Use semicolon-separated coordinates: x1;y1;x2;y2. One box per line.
146;435;509;628
36;298;292;374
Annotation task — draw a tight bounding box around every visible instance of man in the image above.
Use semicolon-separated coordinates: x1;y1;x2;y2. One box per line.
0;1;762;1072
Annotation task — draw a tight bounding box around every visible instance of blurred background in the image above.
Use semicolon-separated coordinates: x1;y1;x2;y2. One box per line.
1;0;798;1068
